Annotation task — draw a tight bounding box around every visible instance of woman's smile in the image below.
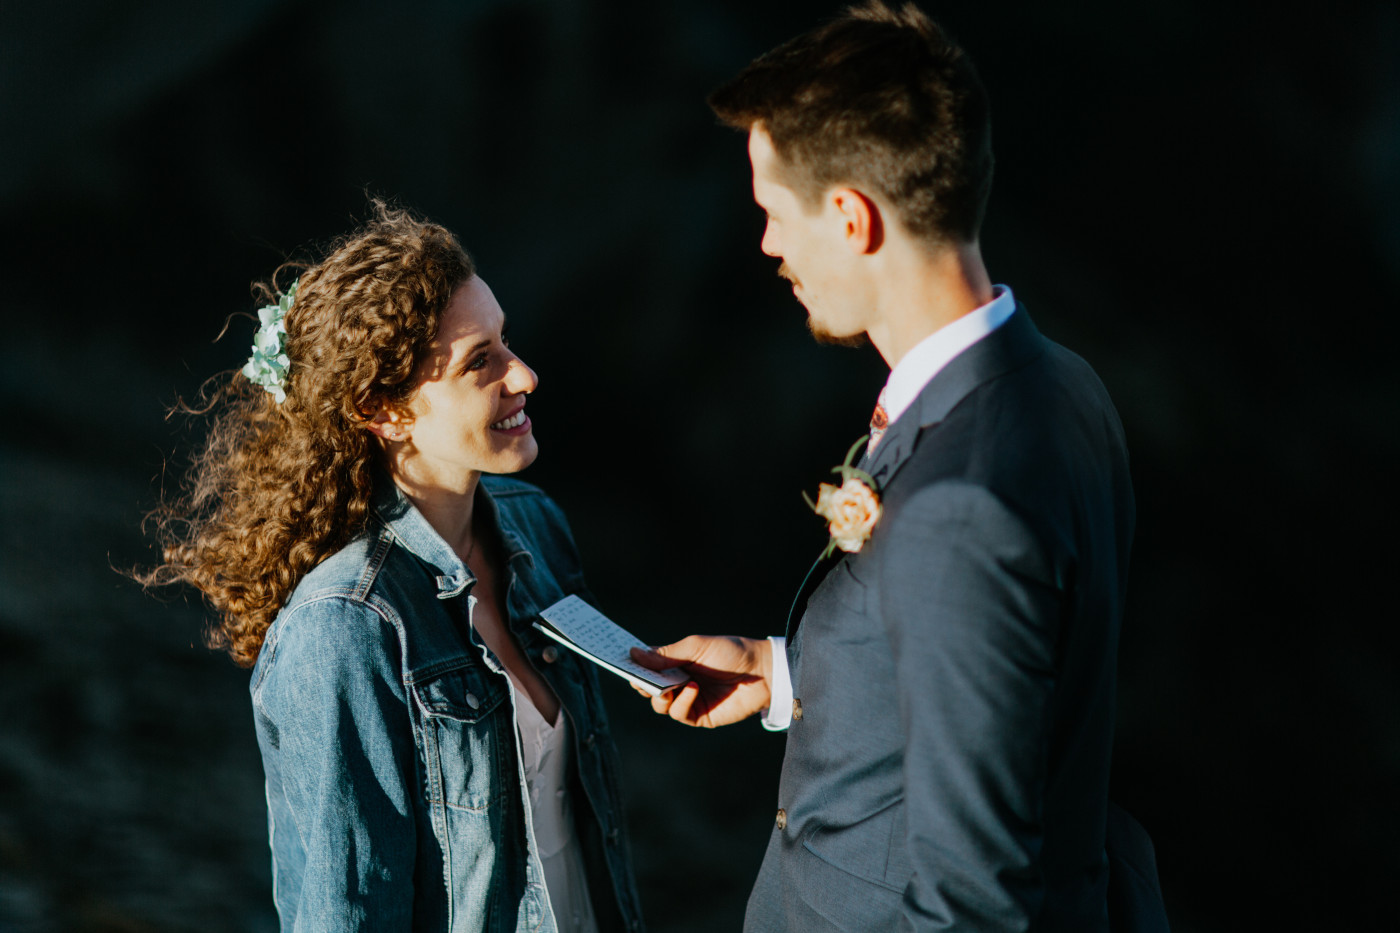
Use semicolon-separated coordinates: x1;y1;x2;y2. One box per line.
491;405;530;433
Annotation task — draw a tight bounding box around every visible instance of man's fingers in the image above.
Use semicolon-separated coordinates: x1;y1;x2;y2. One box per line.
665;682;705;727
630;646;674;671
632;635;723;669
649;689;675;714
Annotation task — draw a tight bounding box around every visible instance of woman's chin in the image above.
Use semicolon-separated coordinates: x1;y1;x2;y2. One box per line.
486;436;539;475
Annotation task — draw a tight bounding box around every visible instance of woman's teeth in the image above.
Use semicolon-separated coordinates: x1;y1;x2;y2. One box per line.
492;410;526;430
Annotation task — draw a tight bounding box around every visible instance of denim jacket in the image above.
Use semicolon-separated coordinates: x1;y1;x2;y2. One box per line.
250;476;644;932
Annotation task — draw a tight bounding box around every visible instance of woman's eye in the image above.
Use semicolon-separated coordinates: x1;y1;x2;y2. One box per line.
467;353;490;372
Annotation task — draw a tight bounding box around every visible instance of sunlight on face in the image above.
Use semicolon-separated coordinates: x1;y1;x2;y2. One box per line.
392;277;539;491
748;127;868;344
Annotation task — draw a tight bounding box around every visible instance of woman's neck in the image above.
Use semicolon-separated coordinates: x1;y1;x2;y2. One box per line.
392;470;482;562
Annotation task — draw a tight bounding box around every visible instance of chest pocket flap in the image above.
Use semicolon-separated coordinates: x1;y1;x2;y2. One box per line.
413;661;510;814
414;662;506;723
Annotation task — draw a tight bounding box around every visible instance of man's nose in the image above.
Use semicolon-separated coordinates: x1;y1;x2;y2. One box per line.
760;220;781;257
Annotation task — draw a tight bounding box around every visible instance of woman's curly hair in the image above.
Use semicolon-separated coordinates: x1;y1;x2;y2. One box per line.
140;201;474;667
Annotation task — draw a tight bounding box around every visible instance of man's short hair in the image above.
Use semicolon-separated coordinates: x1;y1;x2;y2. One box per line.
709;1;993;247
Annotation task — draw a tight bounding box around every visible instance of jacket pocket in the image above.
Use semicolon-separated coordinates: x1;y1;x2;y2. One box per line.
792;806;906;930
413;663;508;813
802;797;909;892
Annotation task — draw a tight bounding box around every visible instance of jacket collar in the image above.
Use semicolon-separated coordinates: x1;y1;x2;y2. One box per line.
863;303;1045;492
372;477;533;600
786;306;1045;637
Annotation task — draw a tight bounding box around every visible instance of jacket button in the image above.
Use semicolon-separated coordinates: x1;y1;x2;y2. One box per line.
792;698;803;721
775;808;787;830
584;732;597;750
608;827;620;845
542;645;559;663
465;693;480;710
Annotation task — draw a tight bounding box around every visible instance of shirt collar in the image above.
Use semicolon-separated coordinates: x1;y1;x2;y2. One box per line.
371;477;532;600
880;284;1017;427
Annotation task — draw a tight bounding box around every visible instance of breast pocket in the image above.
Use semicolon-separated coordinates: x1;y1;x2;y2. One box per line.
803;559;870;642
413;663;508;813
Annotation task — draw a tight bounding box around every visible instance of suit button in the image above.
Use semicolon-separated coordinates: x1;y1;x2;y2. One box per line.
542;645;559;663
465;693;480;710
792;698;803;721
775;808;787;830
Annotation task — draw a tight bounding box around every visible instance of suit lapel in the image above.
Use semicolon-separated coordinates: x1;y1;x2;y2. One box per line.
785;305;1045;641
866;304;1044;492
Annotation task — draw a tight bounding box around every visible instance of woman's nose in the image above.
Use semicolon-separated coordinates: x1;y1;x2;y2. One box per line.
506;354;539;395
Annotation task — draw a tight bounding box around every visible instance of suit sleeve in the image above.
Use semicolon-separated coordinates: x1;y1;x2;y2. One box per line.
876;481;1062;932
259;597;418;931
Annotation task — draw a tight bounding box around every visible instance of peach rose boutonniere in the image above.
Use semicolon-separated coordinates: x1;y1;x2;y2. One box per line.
803;435;882;557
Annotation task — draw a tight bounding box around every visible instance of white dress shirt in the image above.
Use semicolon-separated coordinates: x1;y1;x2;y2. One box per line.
762;285;1018;730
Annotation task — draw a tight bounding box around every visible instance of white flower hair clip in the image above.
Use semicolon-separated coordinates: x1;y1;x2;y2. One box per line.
241;280;297;403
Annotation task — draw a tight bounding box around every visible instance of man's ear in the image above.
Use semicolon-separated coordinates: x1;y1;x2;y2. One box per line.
365;404;412;443
830;188;884;255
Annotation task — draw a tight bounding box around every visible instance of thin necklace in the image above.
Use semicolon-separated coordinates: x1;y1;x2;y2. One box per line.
463;512;479;567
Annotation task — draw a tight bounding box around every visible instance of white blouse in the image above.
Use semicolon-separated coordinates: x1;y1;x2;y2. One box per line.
509;672;599;933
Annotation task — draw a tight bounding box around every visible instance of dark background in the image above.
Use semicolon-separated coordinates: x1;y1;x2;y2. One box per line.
2;1;1396;930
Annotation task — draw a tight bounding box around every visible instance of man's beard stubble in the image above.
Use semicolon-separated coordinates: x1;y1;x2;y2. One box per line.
806;318;868;348
781;261;869;349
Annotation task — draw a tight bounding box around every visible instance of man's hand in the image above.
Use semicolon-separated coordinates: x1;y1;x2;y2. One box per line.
630;635;773;728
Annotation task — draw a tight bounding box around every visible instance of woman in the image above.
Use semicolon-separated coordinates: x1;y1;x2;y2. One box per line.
143;203;644;932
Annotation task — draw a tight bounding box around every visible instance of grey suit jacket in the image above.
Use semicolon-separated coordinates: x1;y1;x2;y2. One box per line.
745;306;1137;932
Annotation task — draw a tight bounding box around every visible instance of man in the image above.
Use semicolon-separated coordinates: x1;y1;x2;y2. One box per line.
633;3;1160;931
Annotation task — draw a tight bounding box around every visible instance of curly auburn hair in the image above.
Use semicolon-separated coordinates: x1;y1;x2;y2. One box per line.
141;201;474;667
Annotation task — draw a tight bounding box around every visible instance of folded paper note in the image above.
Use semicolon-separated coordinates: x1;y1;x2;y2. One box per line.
535;595;688;697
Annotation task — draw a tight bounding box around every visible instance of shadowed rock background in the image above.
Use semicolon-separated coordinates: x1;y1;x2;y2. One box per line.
1;1;1396;930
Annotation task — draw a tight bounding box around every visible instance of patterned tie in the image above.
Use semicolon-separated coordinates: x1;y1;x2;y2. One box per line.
868;389;889;454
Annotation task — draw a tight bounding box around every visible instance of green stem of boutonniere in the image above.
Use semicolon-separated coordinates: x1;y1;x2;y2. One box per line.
831;434;877;490
802;434;879;512
842;434;867;466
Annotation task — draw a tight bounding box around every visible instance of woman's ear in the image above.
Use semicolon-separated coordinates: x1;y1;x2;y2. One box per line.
365;405;411;443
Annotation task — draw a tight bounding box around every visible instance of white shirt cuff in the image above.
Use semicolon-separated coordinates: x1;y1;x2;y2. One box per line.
762;636;792;731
